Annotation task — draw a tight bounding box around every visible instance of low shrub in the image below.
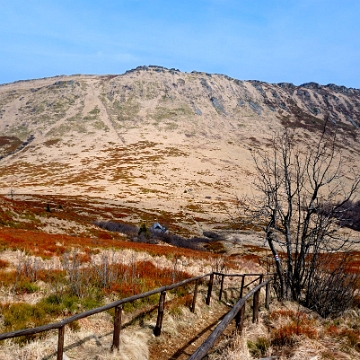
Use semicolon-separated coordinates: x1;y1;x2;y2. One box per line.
1;302;50;336
248;337;270;357
271;322;318;346
168;293;193;317
325;324;360;348
93;220;215;251
15;280;40;294
0;259;9;269
94;221;138;236
270;309;318;347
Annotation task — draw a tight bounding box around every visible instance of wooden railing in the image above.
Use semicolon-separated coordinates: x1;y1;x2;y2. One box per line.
0;272;275;360
190;274;274;360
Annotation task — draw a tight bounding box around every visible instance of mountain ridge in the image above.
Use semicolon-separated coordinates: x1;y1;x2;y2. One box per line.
0;66;359;233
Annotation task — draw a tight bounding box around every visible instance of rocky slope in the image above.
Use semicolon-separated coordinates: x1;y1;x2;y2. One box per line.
0;66;359;232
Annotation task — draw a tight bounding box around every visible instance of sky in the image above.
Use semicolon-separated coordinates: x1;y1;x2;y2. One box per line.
1;0;360;88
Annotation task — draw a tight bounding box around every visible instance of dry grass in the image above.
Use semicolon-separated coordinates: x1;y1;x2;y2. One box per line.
0;327;150;360
216;300;360;360
0;193;359;359
0;195;257;358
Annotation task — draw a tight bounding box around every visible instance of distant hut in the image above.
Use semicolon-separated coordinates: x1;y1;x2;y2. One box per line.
151;222;167;233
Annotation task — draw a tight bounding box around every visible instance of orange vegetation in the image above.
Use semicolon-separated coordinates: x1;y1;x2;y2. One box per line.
325;325;360;347
270;309;318;346
0;227;216;260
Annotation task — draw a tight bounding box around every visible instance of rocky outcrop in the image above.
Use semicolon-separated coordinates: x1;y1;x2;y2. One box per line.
0;135;34;161
1;66;359;144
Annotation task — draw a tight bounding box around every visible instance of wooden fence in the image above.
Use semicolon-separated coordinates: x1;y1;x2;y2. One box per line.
190;274;273;359
0;272;274;360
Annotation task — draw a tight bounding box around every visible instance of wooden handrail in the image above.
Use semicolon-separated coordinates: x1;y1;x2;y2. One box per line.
217;272;275;301
0;273;210;341
189;279;272;360
213;272;276;277
0;271;275;360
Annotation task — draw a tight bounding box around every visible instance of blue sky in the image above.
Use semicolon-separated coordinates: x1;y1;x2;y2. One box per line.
1;0;360;87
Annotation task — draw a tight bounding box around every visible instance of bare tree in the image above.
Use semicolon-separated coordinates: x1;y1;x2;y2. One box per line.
9;188;15;200
306;252;359;317
249;125;359;315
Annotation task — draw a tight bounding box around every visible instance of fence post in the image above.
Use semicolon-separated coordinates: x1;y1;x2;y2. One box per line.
206;273;214;305
154;291;166;336
219;274;225;301
57;325;65;360
265;280;271;309
252;289;260;323
239;274;246;298
191;280;199;313
235;303;246;334
111;305;122;351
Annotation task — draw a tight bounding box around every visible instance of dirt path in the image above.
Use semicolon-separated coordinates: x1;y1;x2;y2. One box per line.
148;299;235;359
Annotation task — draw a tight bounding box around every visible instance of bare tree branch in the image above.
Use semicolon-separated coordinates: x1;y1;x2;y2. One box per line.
245;125;360;315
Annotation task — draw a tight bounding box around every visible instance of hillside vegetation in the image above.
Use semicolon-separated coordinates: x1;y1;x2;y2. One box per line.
0;67;360;359
0;66;360;228
0;193;359;359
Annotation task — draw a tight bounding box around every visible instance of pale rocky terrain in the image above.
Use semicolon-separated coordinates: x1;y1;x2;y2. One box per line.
0;65;360;235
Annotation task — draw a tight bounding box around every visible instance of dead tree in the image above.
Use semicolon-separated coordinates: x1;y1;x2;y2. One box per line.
249;125;359;315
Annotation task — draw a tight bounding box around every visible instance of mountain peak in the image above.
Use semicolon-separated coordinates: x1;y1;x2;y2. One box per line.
0;68;359;231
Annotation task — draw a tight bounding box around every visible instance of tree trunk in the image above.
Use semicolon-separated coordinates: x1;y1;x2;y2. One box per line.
267;232;285;299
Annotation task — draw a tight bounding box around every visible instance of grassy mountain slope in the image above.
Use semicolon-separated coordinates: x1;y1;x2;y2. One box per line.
1;66;359;234
0;66;360;359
